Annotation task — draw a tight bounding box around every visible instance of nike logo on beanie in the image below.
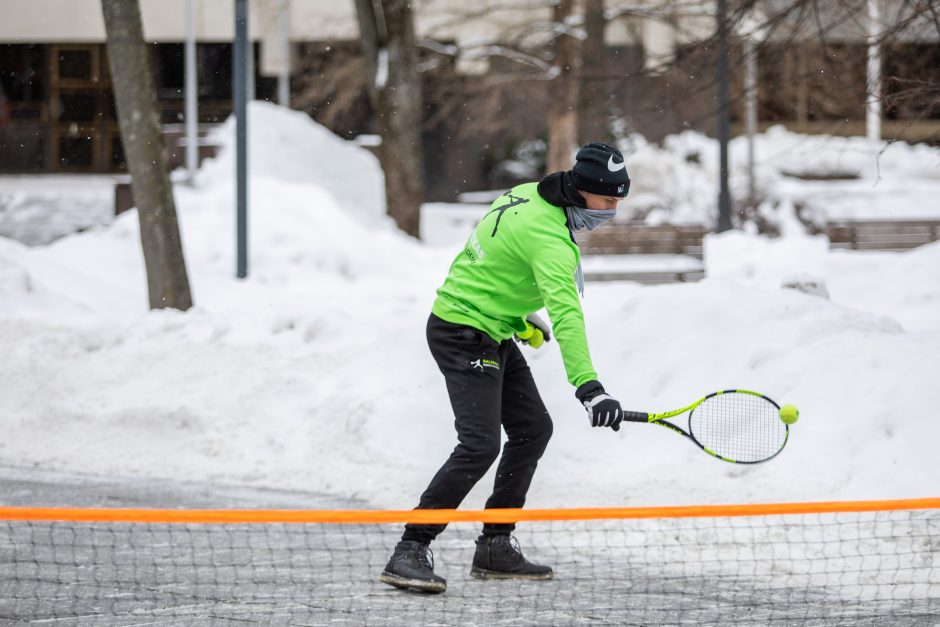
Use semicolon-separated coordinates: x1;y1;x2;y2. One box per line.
607;155;626;172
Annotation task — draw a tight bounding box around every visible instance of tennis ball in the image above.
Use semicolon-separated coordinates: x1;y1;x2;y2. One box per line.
779;404;799;425
517;323;544;348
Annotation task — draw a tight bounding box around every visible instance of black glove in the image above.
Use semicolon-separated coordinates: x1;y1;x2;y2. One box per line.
575;380;623;431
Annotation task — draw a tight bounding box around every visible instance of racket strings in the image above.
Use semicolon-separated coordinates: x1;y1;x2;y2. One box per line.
689;393;787;463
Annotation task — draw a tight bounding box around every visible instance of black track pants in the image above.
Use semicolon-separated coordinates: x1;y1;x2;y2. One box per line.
402;314;553;545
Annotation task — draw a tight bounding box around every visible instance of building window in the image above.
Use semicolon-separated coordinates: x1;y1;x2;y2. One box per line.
58;92;97;122
58;49;93;82
155;44;184;99
58;136;93;167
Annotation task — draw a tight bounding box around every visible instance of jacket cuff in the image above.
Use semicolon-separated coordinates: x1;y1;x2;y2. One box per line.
575;380;605;403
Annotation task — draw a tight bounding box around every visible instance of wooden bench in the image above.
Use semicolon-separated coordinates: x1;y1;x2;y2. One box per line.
582;269;706;284
576;222;710;258
824;220;940;251
579;219;940;257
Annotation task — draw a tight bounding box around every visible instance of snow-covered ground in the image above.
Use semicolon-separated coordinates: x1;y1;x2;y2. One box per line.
0;174;121;246
1;101;938;511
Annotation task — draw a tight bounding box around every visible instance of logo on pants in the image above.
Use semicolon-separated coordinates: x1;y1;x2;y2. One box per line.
470;358;500;372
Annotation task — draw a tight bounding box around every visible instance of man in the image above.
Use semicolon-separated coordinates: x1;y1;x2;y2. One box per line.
380;142;631;594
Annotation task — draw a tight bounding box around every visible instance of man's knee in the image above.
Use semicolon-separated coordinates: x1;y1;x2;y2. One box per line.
504;412;553;455
533;415;553;453
458;439;502;472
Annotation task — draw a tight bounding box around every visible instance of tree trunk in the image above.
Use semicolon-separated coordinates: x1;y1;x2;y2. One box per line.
796;47;809;127
354;0;381;106
101;0;192;310
578;0;611;144
354;0;425;238
547;0;581;174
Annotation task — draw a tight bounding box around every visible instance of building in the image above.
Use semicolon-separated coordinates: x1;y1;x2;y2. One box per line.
1;0;937;191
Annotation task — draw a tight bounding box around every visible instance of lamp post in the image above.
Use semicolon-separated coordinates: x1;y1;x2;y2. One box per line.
278;0;290;106
184;0;198;185
234;0;248;278
716;0;732;232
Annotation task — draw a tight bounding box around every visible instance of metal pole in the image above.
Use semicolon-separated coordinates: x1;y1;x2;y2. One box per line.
744;37;757;205
246;35;256;101
278;0;290;106
716;0;732;232
866;0;881;141
234;0;248;278
184;0;198;186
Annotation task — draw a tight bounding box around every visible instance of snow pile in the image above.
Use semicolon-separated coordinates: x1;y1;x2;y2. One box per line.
619;133;726;225
824;240;940;333
1;104;938;510
616;125;940;225
751;125;940;181
572;279;934;506
199;101;386;221
705;230;940;333
704;230;832;290
0;175;119;246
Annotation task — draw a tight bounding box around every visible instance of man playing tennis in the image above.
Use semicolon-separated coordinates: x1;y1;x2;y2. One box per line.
380;142;631;593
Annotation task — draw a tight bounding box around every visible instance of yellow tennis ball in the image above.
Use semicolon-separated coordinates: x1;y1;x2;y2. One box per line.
517;325;534;340
779;404;799;425
528;328;545;348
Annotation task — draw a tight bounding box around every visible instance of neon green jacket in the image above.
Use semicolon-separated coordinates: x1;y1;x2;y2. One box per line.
431;182;597;387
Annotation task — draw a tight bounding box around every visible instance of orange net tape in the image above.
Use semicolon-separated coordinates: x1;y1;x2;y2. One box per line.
1;497;938;524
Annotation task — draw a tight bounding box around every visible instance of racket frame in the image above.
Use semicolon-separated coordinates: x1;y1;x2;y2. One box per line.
622;389;789;464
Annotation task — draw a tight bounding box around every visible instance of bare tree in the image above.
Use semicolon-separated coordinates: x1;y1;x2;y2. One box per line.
355;0;425;237
101;0;192;310
302;0;938;199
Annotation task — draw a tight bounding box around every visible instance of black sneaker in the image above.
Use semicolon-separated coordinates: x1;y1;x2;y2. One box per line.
470;535;554;580
379;540;447;593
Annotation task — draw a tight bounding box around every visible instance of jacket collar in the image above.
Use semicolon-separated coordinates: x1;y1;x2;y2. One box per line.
536;171;587;209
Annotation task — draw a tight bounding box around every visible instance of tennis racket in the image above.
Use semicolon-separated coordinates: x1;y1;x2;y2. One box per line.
622;389;788;464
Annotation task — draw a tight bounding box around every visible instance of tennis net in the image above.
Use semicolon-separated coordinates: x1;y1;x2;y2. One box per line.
1;499;938;625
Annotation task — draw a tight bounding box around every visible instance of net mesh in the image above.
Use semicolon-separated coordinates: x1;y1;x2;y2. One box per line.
2;507;938;624
690;392;788;462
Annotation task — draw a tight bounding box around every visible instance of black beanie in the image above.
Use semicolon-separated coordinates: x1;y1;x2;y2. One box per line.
569;142;631;198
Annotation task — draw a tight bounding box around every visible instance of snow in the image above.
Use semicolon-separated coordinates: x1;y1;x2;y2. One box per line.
420;202;488;245
617;124;940;225
198;101;386;223
0;175;120;246
1;102;938;513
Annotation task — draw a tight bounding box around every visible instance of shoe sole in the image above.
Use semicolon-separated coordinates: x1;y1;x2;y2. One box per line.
470;566;554;581
379;571;447;594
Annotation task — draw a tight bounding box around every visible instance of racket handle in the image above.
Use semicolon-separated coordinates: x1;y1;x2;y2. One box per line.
622;411;650;423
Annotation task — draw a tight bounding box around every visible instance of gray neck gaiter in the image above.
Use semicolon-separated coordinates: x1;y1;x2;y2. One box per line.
565;206;616;232
564;206;616;298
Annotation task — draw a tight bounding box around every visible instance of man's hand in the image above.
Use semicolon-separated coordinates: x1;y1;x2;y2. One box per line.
575;380;623;431
515;313;552;349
